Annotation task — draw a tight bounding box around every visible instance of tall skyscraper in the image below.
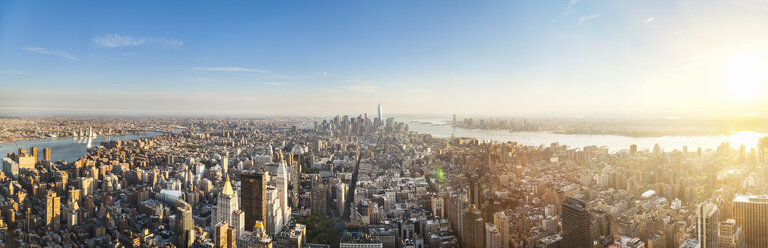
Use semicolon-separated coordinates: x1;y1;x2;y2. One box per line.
43;147;51;162
468;176;482;210
697;202;719;248
377;102;383;124
30;146;38;163
562;197;591;248
45;190;61;231
213;175;244;238
242;170;268;231
493;211;510;248
733;195;768;247
461;204;485;248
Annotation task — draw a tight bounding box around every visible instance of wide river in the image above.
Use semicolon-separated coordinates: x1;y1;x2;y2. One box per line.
0;132;166;163
402;117;766;152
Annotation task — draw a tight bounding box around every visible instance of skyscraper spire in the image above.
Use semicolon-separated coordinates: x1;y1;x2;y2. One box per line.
222;174;234;196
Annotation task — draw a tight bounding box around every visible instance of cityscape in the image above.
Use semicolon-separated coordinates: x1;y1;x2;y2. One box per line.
2;1;768;248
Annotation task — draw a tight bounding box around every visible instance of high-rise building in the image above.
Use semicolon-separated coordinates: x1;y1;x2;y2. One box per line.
468;176;482;210
30;146;38;163
2;158;19;179
733;195;768;247
718;219;745;248
310;176;327;217
461;205;484;248
215;221;237;248
213;175;245;238
43;147;51;161
485;223;503;248
176;203;195;248
697;202;719;248
493;211;509;248
562;197;591;248
242;170;268;231
377;102;383;125
45;191;61;231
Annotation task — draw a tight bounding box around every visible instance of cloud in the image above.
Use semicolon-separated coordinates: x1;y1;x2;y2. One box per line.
322;71;328;76
645;17;655;24
567;0;579;9
94;34;184;49
190;67;269;73
267;82;283;86
21;47;79;61
578;14;601;24
563;0;579;14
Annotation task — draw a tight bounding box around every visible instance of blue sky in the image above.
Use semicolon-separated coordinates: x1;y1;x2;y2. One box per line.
2;0;768;116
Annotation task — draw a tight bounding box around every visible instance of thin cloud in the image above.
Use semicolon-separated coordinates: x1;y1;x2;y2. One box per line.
578;14;601;24
567;0;579;9
21;47;79;61
563;0;579;15
190;67;269;73
94;34;184;49
645;17;655;24
322;71;328;76
267;82;283;86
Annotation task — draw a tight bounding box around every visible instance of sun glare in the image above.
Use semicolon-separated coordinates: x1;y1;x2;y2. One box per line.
724;51;768;100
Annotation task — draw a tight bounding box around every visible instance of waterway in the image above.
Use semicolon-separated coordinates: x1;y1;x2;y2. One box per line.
402;117;766;152
0;132;166;163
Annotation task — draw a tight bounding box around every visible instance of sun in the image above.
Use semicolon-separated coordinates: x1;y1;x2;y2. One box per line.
724;51;768;100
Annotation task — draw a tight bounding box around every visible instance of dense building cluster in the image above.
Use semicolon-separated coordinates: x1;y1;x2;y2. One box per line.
0;112;767;248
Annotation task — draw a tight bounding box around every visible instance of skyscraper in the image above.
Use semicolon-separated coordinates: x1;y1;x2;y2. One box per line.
377;102;383;125
30;146;38;163
733;195;768;247
213;175;244;238
461;204;485;248
45;190;61;231
561;197;590;248
697;202;719;248
43;147;51;162
242;170;268;231
493;211;510;248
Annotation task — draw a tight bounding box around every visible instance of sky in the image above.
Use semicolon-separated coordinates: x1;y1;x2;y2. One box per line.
1;0;768;117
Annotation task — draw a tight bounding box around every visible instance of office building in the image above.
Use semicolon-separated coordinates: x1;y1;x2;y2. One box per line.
697;202;719;248
46;191;61;231
242;170;268;231
718;219;745;248
733;195;768;247
562;197;591;248
43;147;51;162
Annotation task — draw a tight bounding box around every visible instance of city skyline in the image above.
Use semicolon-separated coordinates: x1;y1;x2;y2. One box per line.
2;1;768;116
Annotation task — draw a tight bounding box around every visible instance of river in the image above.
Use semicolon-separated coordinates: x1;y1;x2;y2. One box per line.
0;132;166;163
402;117;766;152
